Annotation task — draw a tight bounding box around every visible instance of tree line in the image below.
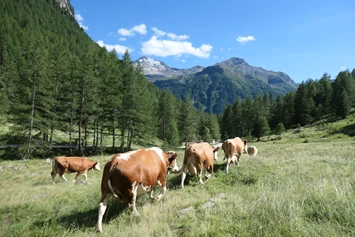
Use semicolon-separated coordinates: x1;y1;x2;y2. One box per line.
0;0;220;159
219;71;355;141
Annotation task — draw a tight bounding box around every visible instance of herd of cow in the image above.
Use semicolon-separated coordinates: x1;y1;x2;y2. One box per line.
50;137;258;232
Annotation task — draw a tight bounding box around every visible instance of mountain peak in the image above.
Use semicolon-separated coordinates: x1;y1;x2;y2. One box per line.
56;0;73;16
219;57;248;66
134;57;204;81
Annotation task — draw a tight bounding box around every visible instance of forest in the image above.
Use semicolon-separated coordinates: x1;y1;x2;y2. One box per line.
1;0;355;159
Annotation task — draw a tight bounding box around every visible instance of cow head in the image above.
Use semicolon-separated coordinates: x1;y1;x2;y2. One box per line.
166;151;179;172
94;161;101;171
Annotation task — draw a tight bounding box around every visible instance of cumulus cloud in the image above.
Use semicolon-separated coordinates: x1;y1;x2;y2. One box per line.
236;36;255;44
141;36;212;58
75;13;88;30
118;24;147;37
152;27;166;37
167;33;189;40
141;27;211;58
97;40;132;54
152;27;189;41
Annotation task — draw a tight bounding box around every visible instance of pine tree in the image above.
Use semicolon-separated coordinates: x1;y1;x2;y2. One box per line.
157;90;179;146
221;104;236;140
252;116;270;141
332;71;352;119
178;94;198;144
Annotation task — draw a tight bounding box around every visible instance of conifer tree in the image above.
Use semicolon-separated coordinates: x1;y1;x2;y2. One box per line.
157;90;179;146
178;94;198;144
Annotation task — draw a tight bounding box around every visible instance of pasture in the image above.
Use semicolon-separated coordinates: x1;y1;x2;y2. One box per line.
0;129;355;236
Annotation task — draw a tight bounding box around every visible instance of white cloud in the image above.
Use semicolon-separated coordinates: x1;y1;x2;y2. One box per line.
152;27;189;41
75;14;83;21
220;48;224;51
132;24;147;35
119;37;126;41
236;36;255;44
118;24;147;37
97;40;132;54
167;33;189;40
141;36;212;58
75;13;88;30
152;27;166;37
340;66;348;70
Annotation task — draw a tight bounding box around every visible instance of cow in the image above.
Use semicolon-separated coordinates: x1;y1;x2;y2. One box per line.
247;146;258;156
96;147;178;233
174;142;219;189
51;156;100;184
222;137;248;173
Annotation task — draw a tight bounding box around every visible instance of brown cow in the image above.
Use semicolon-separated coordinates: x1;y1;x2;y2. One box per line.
51;156;100;184
96;147;178;233
174;142;219;189
222;137;247;173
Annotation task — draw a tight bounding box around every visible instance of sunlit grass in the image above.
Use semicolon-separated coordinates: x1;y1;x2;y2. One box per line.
0;113;355;236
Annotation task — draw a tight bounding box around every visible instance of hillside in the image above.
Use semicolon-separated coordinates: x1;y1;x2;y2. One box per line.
135;57;298;114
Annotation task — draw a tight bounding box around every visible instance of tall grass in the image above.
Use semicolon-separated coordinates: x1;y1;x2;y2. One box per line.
1;112;355;236
1;138;354;236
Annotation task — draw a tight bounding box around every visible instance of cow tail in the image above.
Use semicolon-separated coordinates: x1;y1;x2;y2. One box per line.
51;158;57;175
108;178;119;199
107;162;120;200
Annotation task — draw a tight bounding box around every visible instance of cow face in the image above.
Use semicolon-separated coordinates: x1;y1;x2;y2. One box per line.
167;151;179;172
94;161;100;171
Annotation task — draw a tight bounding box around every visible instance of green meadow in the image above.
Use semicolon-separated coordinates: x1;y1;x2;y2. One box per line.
0;115;354;237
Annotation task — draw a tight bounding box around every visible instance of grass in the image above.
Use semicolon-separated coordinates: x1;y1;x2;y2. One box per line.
0;115;355;236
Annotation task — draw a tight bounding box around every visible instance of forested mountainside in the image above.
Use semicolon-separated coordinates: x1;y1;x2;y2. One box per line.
0;0;221;159
1;0;355;160
135;57;298;114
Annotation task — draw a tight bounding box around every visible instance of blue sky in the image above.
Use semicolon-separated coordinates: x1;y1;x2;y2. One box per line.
71;0;355;83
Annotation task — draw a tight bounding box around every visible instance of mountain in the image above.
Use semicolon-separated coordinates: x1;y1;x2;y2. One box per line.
135;56;205;81
135;57;298;114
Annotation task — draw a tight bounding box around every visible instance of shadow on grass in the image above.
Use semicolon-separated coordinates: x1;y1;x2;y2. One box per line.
32;201;127;231
166;162;228;189
333;123;355;137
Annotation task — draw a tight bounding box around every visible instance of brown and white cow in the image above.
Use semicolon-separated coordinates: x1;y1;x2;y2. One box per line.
51;156;100;184
222;137;247;173
174;142;219;189
96;147;178;233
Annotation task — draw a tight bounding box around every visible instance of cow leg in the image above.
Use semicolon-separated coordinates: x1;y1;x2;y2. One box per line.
198;171;204;185
181;165;188;189
204;165;212;181
149;190;154;201
96;193;111;233
128;182;140;216
74;171;83;181
60;174;69;182
83;171;88;181
236;155;240;166
225;159;230;173
155;179;167;202
51;170;57;184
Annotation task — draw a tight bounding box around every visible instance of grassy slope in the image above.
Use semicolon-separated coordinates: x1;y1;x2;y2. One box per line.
0;114;354;236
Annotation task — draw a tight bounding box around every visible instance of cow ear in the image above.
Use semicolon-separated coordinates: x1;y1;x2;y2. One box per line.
167;151;177;159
